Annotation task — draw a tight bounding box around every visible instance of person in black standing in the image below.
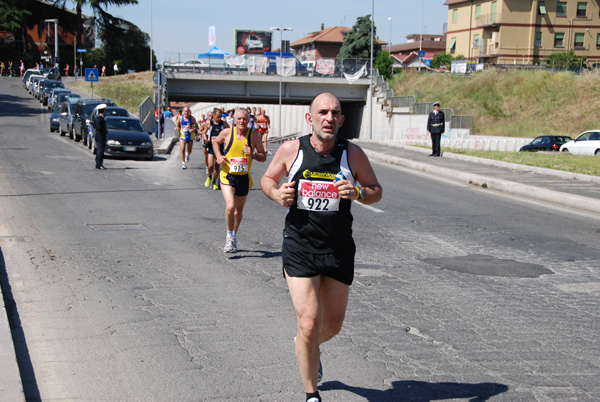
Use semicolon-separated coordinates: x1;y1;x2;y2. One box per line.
426;101;445;157
94;104;108;169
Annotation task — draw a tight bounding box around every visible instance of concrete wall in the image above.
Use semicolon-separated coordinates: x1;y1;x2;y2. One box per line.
358;94;532;152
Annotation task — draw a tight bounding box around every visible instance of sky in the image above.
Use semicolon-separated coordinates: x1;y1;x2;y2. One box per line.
83;0;449;64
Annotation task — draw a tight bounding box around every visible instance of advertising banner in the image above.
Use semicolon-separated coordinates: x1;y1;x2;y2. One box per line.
234;30;272;55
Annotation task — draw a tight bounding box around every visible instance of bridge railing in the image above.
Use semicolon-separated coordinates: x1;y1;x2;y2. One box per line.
159;54;371;78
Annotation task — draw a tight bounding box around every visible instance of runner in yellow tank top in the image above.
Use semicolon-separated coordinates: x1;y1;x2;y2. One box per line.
213;108;267;253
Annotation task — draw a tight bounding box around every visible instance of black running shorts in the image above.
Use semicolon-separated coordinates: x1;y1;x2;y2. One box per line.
219;172;251;197
282;242;355;285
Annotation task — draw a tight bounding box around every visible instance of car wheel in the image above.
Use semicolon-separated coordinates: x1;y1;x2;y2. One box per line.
87;136;92;149
561;148;569;153
74;127;81;142
83;132;88;147
59;126;65;136
595;149;600;156
68;126;74;140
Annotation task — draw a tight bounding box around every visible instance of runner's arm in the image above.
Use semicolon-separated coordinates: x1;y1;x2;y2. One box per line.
251;131;267;162
347;143;383;205
260;140;299;207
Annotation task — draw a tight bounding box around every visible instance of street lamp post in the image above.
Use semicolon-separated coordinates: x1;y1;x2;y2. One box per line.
419;0;424;71
388;17;393;75
45;19;59;69
150;0;153;72
270;26;293;138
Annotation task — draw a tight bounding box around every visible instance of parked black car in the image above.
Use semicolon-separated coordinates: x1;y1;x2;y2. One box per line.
72;98;115;144
92;116;154;161
519;135;573;152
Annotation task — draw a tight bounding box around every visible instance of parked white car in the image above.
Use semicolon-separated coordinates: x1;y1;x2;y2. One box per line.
559;130;600;156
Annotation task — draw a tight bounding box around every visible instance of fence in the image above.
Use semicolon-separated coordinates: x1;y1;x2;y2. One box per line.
159;53;371;78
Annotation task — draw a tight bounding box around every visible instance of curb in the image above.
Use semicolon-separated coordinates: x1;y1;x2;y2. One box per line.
363;148;600;216
356;140;600;184
155;137;178;155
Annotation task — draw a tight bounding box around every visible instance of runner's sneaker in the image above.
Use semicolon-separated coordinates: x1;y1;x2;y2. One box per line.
307;398;320;402
224;236;237;253
212;182;219;190
205;177;211;187
182;162;187;169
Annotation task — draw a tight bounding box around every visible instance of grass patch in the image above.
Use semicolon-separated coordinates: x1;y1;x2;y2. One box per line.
391;69;600;138
70;71;154;115
445;148;600;177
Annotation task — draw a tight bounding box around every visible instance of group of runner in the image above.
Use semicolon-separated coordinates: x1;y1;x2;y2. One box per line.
175;94;382;402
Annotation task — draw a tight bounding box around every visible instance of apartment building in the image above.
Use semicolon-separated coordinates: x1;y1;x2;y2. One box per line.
444;0;600;65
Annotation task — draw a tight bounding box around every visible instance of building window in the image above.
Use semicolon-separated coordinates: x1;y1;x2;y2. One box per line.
597;33;600;47
554;32;565;47
453;9;458;23
556;2;567;17
577;2;587;17
475;4;481;19
574;32;585;47
536;32;542;47
473;34;480;48
538;1;547;15
449;37;457;54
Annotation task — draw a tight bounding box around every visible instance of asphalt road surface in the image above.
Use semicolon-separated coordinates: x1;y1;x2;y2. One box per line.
1;76;599;401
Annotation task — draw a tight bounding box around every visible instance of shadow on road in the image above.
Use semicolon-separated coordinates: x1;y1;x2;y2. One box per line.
321;379;509;401
0;92;43;117
0;247;41;401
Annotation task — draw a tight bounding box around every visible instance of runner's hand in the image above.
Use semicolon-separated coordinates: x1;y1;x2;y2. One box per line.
277;181;296;207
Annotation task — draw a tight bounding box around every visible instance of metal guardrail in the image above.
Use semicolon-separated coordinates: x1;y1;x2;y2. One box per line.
159;55;371;78
138;96;155;134
451;115;474;130
391;95;416;108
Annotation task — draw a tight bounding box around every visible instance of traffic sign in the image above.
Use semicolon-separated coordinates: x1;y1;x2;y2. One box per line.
418;50;426;58
85;68;99;82
425;59;432;66
77;49;87;53
153;71;166;86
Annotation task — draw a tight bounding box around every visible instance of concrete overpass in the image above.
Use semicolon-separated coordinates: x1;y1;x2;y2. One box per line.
164;73;371;139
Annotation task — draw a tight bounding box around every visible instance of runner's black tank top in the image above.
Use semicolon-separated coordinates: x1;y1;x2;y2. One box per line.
283;134;356;253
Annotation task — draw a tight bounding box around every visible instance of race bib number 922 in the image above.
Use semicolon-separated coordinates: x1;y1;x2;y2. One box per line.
297;180;340;212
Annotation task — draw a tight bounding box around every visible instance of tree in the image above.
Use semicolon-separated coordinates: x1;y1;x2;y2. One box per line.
338;15;381;59
374;50;393;79
53;0;138;47
431;52;453;69
545;50;585;69
0;0;31;32
100;21;155;72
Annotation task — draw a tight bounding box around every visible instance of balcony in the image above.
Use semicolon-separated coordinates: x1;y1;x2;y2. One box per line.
476;13;502;27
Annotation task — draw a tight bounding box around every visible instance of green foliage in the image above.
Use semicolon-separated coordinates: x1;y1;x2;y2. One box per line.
374;51;393;79
392;69;600;138
431;52;453;69
544;50;585;68
338;15;381;59
99;21;154;72
0;0;31;31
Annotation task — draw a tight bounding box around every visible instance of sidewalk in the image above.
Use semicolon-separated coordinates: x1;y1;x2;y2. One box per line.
356;140;600;216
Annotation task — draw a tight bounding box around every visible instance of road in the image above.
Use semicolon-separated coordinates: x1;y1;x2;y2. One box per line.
1;76;600;401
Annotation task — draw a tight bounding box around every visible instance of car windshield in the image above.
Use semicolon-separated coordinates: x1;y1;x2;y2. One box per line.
106;119;145;132
46;82;64;89
106;108;129;117
82;104;100;117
